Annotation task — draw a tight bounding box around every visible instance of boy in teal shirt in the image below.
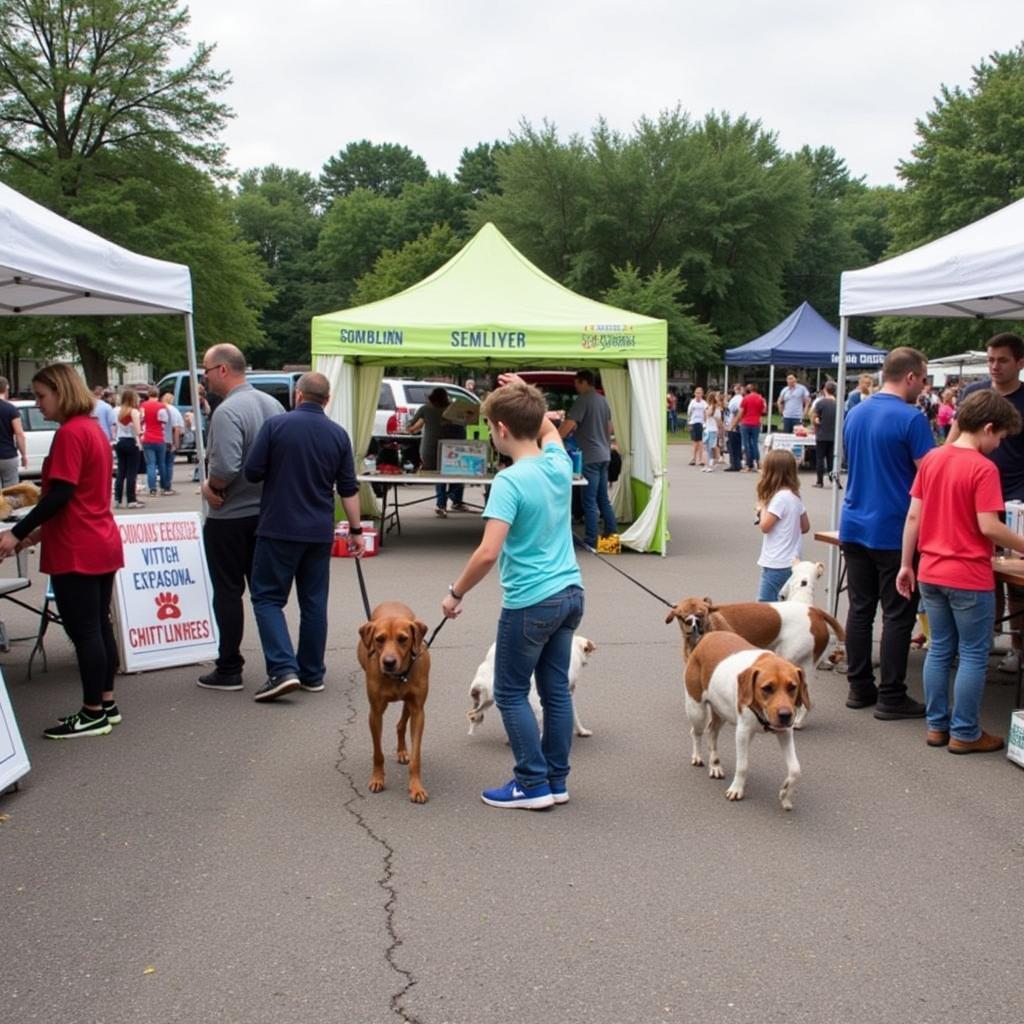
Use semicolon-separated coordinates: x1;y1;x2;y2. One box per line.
442;375;584;809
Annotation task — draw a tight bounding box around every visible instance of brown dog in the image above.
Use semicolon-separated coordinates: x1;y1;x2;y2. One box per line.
357;601;430;803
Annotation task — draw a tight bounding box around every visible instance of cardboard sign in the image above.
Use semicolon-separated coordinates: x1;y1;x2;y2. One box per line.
113;512;219;671
438;439;490;477
0;668;30;792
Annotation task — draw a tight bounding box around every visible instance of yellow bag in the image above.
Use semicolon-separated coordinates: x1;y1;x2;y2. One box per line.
596;534;621;555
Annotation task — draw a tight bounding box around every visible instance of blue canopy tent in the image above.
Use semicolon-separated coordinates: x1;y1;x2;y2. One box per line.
724;302;888;420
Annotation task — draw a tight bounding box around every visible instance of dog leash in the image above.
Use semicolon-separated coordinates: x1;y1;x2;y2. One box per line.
572;534;675;609
354;555;448;651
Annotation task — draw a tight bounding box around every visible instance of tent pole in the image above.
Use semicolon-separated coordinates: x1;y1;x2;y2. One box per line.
184;314;206;489
724;363;729;393
767;363;776;433
827;317;850;616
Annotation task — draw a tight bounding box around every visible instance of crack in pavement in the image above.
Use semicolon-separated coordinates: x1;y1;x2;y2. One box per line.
334;666;425;1024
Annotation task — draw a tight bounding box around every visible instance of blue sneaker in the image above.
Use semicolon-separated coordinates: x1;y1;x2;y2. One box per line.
481;779;554;810
549;779;569;805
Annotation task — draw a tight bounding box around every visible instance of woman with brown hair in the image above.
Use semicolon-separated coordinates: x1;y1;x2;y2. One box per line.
114;387;145;508
0;364;124;738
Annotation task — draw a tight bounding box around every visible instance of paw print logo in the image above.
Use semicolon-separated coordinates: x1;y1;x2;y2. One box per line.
155;592;182;620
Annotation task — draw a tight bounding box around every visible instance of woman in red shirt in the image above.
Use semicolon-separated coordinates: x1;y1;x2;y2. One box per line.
0;364;124;738
739;383;767;472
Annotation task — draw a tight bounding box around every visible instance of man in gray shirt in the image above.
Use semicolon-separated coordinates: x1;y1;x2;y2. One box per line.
559;369;617;548
198;343;284;691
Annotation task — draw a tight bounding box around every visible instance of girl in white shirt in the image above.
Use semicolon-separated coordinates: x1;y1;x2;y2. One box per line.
754;449;810;601
702;392;724;472
687;387;709;467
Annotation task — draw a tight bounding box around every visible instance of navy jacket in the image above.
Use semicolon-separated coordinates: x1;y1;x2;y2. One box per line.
244;402;358;543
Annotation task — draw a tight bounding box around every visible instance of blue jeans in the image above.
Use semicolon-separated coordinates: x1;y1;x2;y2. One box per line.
919;583;995;742
582;460;617;547
161;445;175;491
142;442;163;492
435;483;464;509
740;425;760;468
758;566;792;602
726;429;742;470
250;537;333;683
494;585;585;789
782;416;801;433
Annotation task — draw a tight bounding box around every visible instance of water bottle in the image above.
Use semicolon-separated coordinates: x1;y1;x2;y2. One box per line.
571;450;583;476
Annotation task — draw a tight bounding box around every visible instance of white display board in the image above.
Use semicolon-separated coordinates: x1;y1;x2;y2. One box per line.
113;512;219;671
0;668;30;792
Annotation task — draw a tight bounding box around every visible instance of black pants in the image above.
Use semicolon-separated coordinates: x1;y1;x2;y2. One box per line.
815;439;834;485
203;515;259;674
842;543;918;704
726;429;742;470
51;572;118;706
114;437;140;503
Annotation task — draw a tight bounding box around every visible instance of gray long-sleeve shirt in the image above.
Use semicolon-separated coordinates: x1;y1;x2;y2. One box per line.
206;382;284;519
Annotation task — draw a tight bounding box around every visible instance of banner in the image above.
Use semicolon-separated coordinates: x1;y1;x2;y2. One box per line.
113;512;218;671
0;668;30;792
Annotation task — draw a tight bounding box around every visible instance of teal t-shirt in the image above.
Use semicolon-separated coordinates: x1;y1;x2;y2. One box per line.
483;442;583;609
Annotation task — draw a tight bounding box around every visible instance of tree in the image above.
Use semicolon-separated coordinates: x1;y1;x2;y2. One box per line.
319;140;429;202
456;141;507;198
0;0;243;383
351;224;462;306
316;187;395;303
603;263;719;371
879;45;1024;355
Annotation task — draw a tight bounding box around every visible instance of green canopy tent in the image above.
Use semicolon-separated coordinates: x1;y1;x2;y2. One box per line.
311;223;669;553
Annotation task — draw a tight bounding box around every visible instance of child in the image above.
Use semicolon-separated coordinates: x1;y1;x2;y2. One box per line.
895;389;1024;754
687;387;708;467
701;392;723;472
441;375;584;809
755;449;810;601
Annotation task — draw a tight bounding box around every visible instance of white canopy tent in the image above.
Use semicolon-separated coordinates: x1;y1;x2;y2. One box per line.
829;196;1024;586
0;181;202;465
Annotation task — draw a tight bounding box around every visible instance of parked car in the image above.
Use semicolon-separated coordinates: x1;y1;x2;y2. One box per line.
13;399;58;477
156;369;305;461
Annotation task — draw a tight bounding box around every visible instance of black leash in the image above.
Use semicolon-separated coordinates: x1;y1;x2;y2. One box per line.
354;555;447;651
572;534;675;609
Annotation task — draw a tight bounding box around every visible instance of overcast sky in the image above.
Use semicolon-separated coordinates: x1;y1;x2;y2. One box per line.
185;0;1019;187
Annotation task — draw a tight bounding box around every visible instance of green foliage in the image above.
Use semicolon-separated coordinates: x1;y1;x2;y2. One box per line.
603;263;719;370
456;141;508;198
319;140;429;202
316;187;396;301
880;45;1024;355
351;224;462;306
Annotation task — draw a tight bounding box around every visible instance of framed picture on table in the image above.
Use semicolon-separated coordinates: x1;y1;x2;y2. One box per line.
438;440;490;477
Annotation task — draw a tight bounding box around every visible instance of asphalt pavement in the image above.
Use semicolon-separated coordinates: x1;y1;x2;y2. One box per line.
2;451;1022;1024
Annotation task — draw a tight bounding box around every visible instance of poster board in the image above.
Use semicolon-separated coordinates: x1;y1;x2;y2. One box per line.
0;668;30;792
113;512;219;671
438;440;490;477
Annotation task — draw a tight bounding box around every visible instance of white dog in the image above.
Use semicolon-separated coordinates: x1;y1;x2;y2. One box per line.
778;559;824;604
467;636;595;737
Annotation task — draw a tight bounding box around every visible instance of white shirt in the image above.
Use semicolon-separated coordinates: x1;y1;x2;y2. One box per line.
687;399;708;425
726;393;743;429
758;488;806;569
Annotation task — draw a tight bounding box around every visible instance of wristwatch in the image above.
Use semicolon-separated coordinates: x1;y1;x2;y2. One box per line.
348;526;363;535
448;584;463;600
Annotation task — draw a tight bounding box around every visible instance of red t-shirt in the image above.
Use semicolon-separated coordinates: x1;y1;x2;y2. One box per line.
140;399;167;444
911;444;1003;590
739;393;767;426
40;414;124;576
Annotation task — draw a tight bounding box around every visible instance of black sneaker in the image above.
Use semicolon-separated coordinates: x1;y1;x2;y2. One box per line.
102;701;122;725
254;674;300;702
197;670;243;691
299;681;325;693
44;710;111;739
846;689;878;709
874;697;926;720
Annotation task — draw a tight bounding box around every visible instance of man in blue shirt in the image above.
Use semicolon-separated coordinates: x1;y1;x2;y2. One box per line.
777;374;810;433
840;347;934;719
244;372;364;701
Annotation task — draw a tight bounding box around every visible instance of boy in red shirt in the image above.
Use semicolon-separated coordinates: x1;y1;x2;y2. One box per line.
897;390;1024;754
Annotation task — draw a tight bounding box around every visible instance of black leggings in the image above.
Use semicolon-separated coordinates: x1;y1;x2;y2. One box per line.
115;437;140;503
51;572;119;706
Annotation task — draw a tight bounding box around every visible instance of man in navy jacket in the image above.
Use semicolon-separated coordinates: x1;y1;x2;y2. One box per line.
244;372;364;701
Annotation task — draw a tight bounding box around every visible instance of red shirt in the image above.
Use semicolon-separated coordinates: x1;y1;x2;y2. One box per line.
739;392;767;426
140;399;167;444
40;414;124;576
911;444;1003;590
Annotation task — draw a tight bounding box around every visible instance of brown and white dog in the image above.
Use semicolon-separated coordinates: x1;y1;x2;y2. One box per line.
357;601;430;803
666;596;844;727
778;559;824;604
466;635;595;738
685;631;809;810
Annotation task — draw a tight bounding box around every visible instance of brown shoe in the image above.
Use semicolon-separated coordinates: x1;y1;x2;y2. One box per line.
926;729;949;747
948;731;1005;755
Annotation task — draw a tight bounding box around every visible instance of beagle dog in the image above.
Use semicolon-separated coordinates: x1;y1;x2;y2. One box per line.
466;635;595;738
357;601;431;803
778;559;825;605
666;596;844;727
685;631;809;810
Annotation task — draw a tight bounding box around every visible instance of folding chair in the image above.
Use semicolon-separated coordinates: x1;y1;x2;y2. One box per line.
27;577;61;679
0;547;33;652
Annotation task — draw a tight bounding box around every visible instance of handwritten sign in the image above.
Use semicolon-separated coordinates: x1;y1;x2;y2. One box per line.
438;439;490;477
0;668;29;791
113;512;219;671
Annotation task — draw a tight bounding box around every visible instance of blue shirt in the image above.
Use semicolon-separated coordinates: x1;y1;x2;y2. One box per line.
483;443;583;609
244;402;358;543
840;392;935;549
